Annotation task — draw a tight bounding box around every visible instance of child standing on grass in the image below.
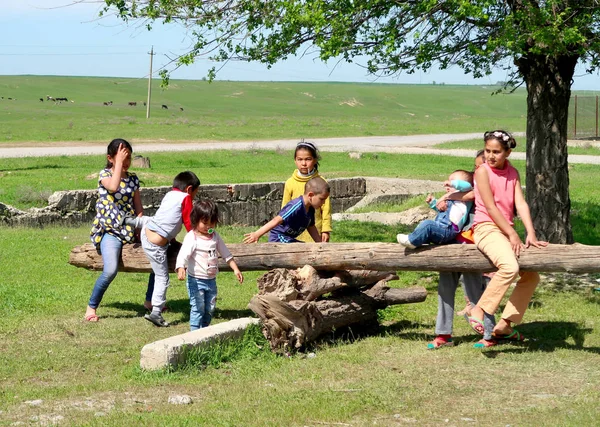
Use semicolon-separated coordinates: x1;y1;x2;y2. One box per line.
282;141;332;242
142;171;200;327
85;138;153;322
176;200;244;331
243;176;330;244
467;130;547;344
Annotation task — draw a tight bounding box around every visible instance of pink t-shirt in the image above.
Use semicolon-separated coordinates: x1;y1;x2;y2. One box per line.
473;161;518;227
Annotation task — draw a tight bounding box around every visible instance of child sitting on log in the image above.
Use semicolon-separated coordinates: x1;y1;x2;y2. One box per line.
396;169;474;249
243;176;330;243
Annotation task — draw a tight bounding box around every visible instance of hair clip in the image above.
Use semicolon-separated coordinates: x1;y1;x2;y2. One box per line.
492;131;510;142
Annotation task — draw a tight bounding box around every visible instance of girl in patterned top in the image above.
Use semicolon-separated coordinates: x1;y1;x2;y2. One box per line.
85;139;152;322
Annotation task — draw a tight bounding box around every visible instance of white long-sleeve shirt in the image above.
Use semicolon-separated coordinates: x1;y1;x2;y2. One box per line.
175;230;233;279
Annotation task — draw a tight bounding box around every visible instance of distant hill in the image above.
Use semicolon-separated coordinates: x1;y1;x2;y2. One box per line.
0;75;527;143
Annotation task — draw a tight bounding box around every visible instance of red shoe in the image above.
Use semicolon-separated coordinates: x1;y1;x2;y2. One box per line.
427;335;454;350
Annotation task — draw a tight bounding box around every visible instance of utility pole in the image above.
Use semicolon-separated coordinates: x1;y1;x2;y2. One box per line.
146;46;154;119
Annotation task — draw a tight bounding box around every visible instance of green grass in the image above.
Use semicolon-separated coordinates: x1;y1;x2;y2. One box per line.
1;220;600;425
0;76;528;142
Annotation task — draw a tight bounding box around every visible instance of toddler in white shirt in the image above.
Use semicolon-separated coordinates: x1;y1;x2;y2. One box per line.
176;199;243;331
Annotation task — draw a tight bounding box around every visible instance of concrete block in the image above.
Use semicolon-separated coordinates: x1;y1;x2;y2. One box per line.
140;317;260;371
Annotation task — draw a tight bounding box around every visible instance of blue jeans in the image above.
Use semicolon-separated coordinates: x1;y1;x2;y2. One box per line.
89;233;155;309
88;233;122;309
408;219;458;247
186;276;217;331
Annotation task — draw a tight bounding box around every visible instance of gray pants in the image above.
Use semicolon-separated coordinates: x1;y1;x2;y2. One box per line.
436;272;496;340
141;226;169;310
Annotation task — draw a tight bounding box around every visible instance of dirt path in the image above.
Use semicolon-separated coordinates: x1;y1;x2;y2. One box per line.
2;133;599;164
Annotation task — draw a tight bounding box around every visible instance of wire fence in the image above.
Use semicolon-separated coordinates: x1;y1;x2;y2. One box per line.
569;95;600;139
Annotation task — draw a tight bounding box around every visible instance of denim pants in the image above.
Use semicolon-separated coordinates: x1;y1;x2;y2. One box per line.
408;219;458;247
89;233;155;308
186;276;217;331
88;233;122;309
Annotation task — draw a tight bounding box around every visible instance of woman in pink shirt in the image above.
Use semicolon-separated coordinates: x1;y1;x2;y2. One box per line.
466;130;547;346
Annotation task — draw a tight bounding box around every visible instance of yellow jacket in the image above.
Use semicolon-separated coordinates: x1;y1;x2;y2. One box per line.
282;169;332;242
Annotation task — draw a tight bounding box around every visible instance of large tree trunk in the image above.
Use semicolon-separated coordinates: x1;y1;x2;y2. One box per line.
248;267;427;351
518;53;578;244
70;242;600;273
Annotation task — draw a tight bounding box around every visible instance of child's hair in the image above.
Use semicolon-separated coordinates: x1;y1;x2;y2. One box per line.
173;171;200;191
452;169;474;185
476;149;485;159
305;176;330;195
106;138;133;169
190;199;219;229
484;130;517;150
295;140;321;171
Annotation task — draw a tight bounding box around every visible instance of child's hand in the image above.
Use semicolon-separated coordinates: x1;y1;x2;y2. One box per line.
234;270;244;284
176;267;186;280
525;234;548;249
425;193;434;204
115;143;129;165
243;232;259;244
321;232;330;243
435;198;448;212
509;232;524;257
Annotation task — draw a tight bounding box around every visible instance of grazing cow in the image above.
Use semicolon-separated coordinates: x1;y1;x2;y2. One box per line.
162;104;168;109
56;97;68;102
39;98;44;102
179;107;184;111
128;101;137;106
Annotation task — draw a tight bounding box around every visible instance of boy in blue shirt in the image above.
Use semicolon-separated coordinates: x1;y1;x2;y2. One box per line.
243;176;330;243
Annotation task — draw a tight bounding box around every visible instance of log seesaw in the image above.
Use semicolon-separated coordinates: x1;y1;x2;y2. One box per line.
70;242;600;350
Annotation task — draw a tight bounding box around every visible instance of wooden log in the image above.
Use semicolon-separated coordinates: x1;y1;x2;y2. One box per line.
248;281;427;350
257;266;398;302
70;242;600;273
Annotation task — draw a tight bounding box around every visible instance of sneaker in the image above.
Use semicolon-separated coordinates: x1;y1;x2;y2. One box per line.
396;233;416;249
144;313;170;327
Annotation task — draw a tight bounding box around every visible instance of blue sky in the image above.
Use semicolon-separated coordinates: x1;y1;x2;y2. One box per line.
2;0;600;90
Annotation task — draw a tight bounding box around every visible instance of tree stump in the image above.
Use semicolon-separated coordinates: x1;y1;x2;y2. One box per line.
248;265;427;351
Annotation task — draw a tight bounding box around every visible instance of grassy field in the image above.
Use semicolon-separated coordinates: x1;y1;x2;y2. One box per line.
0;76;529;142
2;76;600;425
1;147;600;425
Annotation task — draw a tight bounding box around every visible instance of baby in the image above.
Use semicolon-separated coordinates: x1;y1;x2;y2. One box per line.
397;170;473;249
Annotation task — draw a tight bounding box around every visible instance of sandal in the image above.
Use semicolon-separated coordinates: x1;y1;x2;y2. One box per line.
473;338;498;348
427;335;454;350
85;314;99;322
492;329;525;341
464;314;484;335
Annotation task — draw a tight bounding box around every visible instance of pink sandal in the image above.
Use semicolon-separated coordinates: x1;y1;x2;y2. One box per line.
85;314;99;322
427;335;454;350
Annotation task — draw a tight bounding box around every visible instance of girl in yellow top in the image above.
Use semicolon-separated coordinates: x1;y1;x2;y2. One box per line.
282;141;332;242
